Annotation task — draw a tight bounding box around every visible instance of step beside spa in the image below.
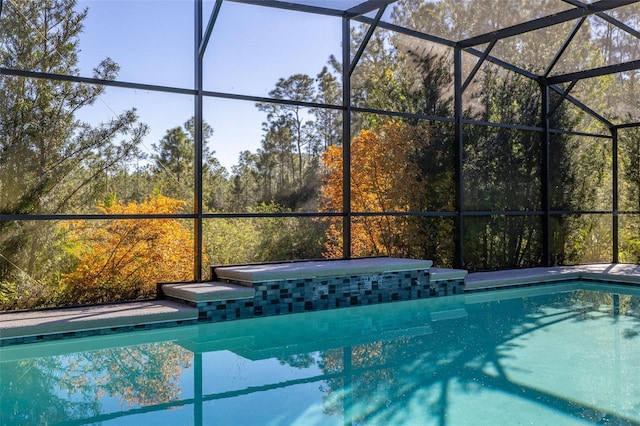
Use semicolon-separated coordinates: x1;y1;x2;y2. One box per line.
161;257;467;322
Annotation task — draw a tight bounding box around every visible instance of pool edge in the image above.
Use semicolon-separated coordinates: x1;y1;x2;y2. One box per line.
465;263;640;291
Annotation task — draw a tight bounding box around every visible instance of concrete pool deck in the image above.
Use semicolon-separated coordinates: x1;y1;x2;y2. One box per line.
465;263;640;290
1;263;639;346
0;300;198;344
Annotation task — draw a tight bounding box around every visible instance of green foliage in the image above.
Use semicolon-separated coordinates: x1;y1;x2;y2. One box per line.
251;74;324;210
151;117;218;205
204;202;324;267
619;127;640;263
0;0;147;294
0;222;79;310
313;66;342;149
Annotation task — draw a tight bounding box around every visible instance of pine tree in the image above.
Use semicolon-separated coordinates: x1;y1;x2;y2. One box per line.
0;0;146;303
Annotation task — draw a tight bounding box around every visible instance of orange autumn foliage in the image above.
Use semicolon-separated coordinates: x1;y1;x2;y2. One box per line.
61;194;200;304
321;121;426;258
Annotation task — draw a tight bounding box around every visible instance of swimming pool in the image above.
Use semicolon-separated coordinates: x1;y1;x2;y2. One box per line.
1;280;639;425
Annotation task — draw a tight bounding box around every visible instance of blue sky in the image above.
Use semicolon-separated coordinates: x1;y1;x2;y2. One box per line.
73;0;343;171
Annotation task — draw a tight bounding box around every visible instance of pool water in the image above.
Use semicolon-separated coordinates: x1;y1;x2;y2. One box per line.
1;280;640;425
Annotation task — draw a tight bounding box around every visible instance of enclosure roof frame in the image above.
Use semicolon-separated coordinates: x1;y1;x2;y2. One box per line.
227;0;640;126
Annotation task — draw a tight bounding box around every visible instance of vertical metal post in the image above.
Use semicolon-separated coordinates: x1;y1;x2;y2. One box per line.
612;126;619;263
342;16;352;259
194;353;203;426
343;346;353;426
453;47;464;269
541;82;551;266
194;0;204;280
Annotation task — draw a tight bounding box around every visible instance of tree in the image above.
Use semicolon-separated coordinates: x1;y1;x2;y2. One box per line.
321;121;428;258
326;36;458;263
339;28;409;132
370;0;617;267
229;150;260;210
252;202;324;261
619;126;640;262
391;0;594;73
256;74;317;189
459;67;604;269
59;194;199;305
152;117;216;203
154;127;193;184
590;4;640;119
60;343;193;409
203;156;230;211
0;0;147;301
233;73;327;212
0;358;101;423
259;116;296;199
313;66;342;150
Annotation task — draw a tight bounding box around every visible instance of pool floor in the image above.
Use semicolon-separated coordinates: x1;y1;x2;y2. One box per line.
1;280;640;425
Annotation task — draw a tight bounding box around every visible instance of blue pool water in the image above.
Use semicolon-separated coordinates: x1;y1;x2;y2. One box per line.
1;280;640;425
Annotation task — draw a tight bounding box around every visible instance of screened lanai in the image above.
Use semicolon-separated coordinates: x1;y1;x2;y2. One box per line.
1;0;640;310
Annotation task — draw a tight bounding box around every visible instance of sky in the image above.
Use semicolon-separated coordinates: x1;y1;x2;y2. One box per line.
72;0;344;171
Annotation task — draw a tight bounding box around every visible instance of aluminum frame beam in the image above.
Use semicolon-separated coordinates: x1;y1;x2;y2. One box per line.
561;0;640;40
357;17;616;129
541;83;551;266
349;4;387;76
458;0;638;48
0;68;196;95
453;47;464;269
615;121;640;129
548;79;578;118
224;0;398;19
463;46;538;79
198;0;223;58
345;0;396;18
549;84;614;127
224;0;344;17
342;16;352;259
547;59;640;84
612;126;619;263
544;17;586;77
461;40;496;94
194;0;205;281
4;0;640;274
597;12;640;40
355;15;456;47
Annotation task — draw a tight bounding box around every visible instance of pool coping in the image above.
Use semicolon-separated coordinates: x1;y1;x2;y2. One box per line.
465;263;640;290
213;257;434;283
0;300;198;345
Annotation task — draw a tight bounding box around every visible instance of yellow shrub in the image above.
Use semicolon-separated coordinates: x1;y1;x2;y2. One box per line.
60;194;201;304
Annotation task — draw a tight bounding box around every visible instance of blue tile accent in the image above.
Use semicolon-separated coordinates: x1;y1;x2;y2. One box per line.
173;269;464;323
0;318;199;347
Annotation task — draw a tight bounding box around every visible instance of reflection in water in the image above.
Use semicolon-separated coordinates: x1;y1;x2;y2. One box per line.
1;342;193;425
1;282;640;425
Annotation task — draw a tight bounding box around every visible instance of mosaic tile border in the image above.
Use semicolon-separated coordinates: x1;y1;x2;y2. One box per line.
167;270;465;323
1;318;198;347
